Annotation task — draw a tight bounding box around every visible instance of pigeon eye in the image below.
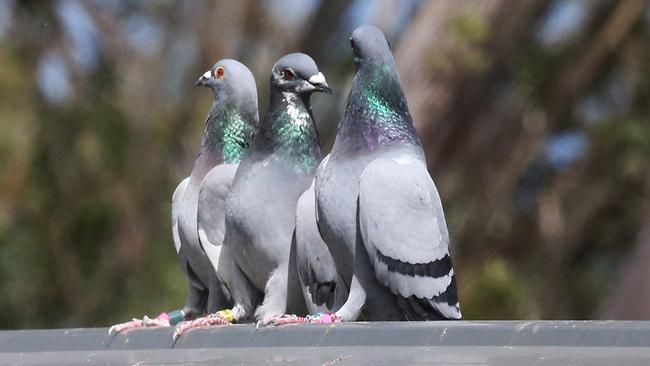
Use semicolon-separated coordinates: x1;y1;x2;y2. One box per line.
350;37;356;49
215;67;225;79
283;69;295;81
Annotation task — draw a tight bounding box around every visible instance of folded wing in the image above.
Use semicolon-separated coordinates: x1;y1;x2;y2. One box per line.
197;164;239;271
295;183;347;311
171;177;190;254
358;156;461;320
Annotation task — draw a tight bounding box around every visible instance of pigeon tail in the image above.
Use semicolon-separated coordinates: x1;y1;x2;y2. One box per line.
396;274;462;321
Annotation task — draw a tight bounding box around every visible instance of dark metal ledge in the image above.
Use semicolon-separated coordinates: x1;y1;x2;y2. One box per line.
2;321;650;365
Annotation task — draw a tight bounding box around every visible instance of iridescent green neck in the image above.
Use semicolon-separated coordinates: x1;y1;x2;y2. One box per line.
203;107;254;164
337;62;418;152
261;92;321;173
360;64;408;128
218;110;253;164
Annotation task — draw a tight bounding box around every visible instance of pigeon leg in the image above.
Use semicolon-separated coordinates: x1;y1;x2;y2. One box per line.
307;312;340;323
173;270;259;341
172;298;256;340
296;203;370;324
108;310;184;335
332;236;405;321
206;277;232;313
257;275;354;327
173;309;234;340
110;283;205;335
257;313;307;327
182;282;208;319
258;312;340;327
332;274;366;321
254;267;294;327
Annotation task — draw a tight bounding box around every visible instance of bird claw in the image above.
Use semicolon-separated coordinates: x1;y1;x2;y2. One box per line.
256;314;309;328
109;319;140;335
108;314;171;335
255;313;339;328
172;313;231;340
306;312;340;324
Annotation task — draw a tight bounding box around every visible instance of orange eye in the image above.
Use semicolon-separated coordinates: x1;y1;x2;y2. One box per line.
283;69;295;80
215;67;225;79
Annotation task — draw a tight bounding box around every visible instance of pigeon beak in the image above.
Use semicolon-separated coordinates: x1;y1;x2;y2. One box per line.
195;70;212;86
309;72;332;94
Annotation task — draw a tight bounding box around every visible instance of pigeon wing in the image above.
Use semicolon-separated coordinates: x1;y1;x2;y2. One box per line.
296;184;341;309
197;164;239;270
171;177;190;254
358;156;461;319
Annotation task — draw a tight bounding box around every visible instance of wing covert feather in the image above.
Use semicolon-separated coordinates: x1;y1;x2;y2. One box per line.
358;156;461;319
171;177;190;254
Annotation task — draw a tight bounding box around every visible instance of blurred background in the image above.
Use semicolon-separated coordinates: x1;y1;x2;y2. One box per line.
0;0;649;329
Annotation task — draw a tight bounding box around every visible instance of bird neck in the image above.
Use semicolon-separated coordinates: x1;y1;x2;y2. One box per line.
192;101;256;179
257;91;321;173
335;61;420;153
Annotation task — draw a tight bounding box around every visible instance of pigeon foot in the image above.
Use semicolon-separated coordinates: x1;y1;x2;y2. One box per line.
306;312;340;324
108;313;171;335
256;312;339;327
256;314;309;327
173;311;232;340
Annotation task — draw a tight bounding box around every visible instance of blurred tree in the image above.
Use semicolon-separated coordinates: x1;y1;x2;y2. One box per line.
0;0;649;328
396;0;650;319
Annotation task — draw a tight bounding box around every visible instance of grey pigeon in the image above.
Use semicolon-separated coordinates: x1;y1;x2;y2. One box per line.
174;53;331;332
314;26;461;322
223;53;332;326
110;59;258;334
295;155;348;313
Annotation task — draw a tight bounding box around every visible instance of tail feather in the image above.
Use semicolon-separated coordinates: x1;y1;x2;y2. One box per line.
396;275;461;320
309;280;336;308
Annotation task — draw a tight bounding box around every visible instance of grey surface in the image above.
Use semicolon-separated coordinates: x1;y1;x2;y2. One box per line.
2;321;650;365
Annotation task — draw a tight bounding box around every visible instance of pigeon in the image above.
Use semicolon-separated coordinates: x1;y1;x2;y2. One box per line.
313;26;461;322
295;155;348;314
173;53;331;336
109;59;259;334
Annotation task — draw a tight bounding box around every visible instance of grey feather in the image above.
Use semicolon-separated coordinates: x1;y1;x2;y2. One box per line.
222;53;330;322
197;164;238;273
295;156;348;312
358;154;460;319
174;59;258;318
172;177;189;255
315;26;461;321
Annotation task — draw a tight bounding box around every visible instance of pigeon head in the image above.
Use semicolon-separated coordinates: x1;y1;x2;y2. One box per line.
196;59;258;109
270;53;331;95
350;25;394;67
194;59;259;165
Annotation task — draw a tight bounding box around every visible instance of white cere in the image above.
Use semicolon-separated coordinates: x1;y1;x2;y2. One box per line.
308;72;326;85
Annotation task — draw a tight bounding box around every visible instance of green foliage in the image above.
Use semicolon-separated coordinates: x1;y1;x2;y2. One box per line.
0;0;649;328
460;258;541;320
